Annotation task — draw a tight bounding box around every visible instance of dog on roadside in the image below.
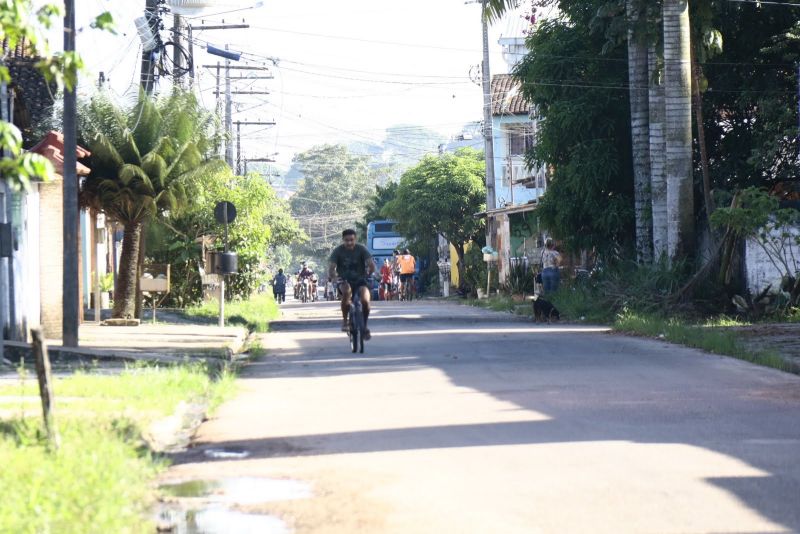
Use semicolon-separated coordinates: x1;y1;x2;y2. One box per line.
527;294;560;323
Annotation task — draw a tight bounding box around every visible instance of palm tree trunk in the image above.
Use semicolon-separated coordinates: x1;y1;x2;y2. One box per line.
113;222;142;319
690;44;715;223
663;0;695;261
649;44;668;261
627;0;653;264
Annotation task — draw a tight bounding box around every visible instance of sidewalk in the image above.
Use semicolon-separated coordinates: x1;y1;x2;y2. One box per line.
2;321;249;375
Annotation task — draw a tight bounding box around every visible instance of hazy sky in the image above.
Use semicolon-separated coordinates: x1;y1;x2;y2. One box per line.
69;1;538;167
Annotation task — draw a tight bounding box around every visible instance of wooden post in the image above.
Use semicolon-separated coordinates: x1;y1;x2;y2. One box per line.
31;327;59;450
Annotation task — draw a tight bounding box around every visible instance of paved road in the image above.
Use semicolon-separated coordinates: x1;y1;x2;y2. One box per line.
169;299;800;533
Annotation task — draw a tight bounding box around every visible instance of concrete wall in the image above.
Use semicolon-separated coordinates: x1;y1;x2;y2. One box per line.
38;181;63;339
745;226;800;295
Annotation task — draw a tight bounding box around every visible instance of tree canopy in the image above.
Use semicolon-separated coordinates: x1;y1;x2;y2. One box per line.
514;3;634;254
383;148;486;283
290;144;383;262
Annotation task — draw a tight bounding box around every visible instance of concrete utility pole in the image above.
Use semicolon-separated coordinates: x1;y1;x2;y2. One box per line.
172;13;184;87
234;122;276;175
140;0;159;94
224;45;234;168
480;0;497;245
63;0;79;347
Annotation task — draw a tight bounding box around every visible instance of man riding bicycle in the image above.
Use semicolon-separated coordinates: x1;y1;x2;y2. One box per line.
329;229;376;338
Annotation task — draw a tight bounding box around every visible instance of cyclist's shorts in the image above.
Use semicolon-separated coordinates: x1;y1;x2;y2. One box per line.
400;273;414;283
339;278;368;291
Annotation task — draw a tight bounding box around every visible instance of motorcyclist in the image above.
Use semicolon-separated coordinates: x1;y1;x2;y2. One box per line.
297;262;315;301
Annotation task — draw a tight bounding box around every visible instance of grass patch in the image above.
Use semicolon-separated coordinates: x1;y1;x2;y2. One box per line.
614;311;794;373
184;293;279;333
0;363;235;533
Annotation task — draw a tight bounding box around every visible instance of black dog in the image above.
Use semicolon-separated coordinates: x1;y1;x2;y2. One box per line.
531;295;560;323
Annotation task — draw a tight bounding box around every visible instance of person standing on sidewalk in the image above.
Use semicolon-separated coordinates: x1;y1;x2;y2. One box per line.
272;269;287;303
541;239;562;294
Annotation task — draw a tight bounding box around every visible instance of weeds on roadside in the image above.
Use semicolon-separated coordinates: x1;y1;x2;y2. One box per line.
0;362;237;533
184;293;279;332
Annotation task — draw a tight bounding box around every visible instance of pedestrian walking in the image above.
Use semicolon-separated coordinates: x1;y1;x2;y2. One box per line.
272;269;287;303
541;238;561;294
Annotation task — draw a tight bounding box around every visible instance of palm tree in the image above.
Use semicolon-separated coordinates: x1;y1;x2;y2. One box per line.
627;0;653;264
81;91;220;318
649;43;668;261
483;0;522;21
662;0;694;260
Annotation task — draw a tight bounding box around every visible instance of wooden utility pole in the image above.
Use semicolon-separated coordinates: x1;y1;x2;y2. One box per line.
63;0;79;347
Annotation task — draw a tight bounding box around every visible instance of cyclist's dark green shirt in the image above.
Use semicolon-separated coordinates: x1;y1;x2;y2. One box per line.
329;244;372;284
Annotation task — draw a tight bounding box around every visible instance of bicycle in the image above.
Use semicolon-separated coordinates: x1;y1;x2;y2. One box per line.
400;275;414;302
348;283;367;354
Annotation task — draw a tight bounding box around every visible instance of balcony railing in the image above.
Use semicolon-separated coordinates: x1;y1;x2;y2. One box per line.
502;156;548;189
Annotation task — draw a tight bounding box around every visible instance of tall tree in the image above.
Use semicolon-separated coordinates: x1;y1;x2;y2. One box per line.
514;5;635;255
81;91;219;318
663;0;695;260
383;149;486;286
290;144;380;263
627;0;653;263
648;41;668;260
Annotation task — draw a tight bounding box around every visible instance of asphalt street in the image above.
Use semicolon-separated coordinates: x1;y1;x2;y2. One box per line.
168;299;800;533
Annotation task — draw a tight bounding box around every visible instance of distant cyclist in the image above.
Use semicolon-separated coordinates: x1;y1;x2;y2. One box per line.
329;229;376;337
398;248;416;300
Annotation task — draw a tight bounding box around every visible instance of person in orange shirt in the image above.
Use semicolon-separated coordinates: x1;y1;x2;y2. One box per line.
398;248;416;301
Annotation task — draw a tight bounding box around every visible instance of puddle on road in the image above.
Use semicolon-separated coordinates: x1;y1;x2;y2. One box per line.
203;447;251;460
161;477;311;504
158;505;288;534
157;476;312;533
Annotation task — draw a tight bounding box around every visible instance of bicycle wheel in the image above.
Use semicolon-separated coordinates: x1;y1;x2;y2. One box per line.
350;327;358;353
352;300;366;353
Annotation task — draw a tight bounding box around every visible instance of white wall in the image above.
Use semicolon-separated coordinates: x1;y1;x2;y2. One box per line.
745;226;800;295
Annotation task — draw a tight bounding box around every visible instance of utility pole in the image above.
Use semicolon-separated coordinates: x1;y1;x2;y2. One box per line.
224;45;234;168
242;156;277;176
480;0;496;245
234;122;276;175
187;24;249;85
63;0;79;347
172;13;184;87
140;0;159;94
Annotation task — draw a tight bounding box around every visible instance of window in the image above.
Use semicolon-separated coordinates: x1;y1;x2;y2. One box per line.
506;124;533;157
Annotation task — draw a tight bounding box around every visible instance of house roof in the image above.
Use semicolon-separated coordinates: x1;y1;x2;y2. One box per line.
29;131;91;178
491;74;530;116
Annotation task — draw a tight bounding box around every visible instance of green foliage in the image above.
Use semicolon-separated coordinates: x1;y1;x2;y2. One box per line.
0;1;112;190
290;144;382;263
502;263;536;296
356;181;398;240
149;168;304;305
81;90;221;225
514;5;634;255
384;148;486;258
